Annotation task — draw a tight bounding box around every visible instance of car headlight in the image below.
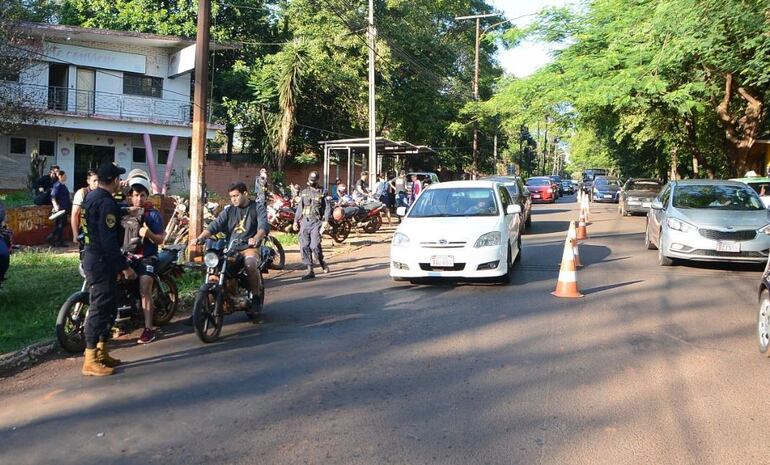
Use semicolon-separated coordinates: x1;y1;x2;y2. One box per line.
203;252;220;268
392;232;410;247
758;224;770;235
474;231;501;248
666;217;695;233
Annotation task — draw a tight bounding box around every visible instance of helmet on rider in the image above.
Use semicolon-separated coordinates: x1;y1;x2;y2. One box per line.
128;176;152;195
308;171;319;186
127;169;150;182
337;183;347;195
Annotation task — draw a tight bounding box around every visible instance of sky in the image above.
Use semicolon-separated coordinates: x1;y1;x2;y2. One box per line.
489;0;573;77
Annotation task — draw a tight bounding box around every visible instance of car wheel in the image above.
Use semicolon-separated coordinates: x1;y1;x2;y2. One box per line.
493;247;513;284
758;290;770;355
525;210;532;227
514;236;522;265
657;236;674;266
645;220;657;250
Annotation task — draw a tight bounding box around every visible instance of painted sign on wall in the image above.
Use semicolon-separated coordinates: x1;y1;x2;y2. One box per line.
44;42;146;74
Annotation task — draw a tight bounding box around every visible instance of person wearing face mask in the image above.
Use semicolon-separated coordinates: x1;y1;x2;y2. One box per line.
293;171;331;279
254;167;270;205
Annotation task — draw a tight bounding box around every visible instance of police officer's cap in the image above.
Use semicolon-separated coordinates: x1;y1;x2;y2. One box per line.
97;163;126;183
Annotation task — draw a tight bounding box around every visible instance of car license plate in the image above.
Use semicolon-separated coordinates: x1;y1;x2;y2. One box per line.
628;201;640;205
430;255;454;267
603;194;613;199
642;202;651;208
716;241;740;253
532;194;541;199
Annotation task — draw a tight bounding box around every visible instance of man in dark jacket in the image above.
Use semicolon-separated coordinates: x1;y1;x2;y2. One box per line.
49;170;71;247
80;163;136;377
34;165;59;205
293;171;331;279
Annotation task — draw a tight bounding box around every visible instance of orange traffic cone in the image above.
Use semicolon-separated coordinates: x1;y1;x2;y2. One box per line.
576;211;588;240
552;236;583;298
568;221;582;267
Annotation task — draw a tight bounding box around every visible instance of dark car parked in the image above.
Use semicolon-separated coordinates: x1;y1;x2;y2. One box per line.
549;175;562;198
619;178;662;216
591;176;622;202
560;180;575;195
483;176;532;230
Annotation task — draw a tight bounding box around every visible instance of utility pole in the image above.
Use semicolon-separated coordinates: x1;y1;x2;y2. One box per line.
188;0;210;258
367;0;377;193
456;13;497;180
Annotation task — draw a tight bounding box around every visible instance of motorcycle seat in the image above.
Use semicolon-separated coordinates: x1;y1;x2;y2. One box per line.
156;250;177;274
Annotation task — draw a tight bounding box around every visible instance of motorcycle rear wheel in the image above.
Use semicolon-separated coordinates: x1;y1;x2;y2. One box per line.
56;291;89;353
152;274;179;326
265;235;286;270
363;215;382;234
192;286;223;343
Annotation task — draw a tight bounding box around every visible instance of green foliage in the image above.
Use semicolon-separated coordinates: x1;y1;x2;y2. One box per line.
0;190;34;209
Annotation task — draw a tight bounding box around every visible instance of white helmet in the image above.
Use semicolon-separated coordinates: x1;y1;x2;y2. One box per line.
127;168;150;181
128;176;152;194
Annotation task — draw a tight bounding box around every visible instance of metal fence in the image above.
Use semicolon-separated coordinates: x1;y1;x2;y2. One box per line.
0;81;193;124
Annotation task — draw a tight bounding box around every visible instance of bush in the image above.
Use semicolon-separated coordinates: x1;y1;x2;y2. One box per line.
0;190;34;209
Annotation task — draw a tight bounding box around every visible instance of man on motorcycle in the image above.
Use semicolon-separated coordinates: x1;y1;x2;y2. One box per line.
80;163;136;377
336;184;360;218
127;177;166;344
293;171;331;279
195;182;268;314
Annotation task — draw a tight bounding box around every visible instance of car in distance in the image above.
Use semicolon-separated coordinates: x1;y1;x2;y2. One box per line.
591;176;622;202
619;178;663;216
482;175;532;230
406;171;440;196
560;180;575;195
730;175;770;208
525;176;556;203
390;180;522;283
549;175;562;198
645;179;770;266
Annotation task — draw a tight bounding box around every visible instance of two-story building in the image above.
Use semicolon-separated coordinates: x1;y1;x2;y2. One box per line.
0;22;221;193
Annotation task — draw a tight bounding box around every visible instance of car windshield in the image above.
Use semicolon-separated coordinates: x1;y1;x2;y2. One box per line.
595;178;620;187
408;187;499;217
673;184;764;210
526;178;550;186
628;181;661;191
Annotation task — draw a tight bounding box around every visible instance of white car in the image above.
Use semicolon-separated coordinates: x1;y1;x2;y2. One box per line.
390;180;522;283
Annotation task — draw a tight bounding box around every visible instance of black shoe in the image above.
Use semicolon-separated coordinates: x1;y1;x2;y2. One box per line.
301;265;316;280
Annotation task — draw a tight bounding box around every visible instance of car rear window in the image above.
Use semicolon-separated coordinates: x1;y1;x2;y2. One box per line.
526;178;550;186
628;181;661;191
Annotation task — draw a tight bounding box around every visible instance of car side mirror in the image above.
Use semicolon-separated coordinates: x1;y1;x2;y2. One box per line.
396;206;407;217
650;199;664;210
506;204;521;215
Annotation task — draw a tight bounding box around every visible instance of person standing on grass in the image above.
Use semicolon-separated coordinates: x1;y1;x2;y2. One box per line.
71;170;99;245
49;170;71;247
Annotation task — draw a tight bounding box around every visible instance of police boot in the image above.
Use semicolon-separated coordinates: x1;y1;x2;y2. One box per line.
82;348;114;377
320;260;330;274
96;341;122;367
301;265;315;280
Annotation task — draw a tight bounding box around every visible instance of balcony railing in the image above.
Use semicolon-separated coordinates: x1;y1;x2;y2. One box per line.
0;81;193;125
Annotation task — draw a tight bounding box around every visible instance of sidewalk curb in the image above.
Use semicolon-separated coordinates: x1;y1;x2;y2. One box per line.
0;340;57;377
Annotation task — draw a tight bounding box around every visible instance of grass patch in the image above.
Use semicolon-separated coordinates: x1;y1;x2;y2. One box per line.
0;190;35;209
0;251;81;354
272;232;299;247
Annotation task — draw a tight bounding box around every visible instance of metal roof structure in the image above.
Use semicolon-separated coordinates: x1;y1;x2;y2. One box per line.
319;137;435;190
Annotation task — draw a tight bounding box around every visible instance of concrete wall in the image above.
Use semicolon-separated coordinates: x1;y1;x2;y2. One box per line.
204;161;325;197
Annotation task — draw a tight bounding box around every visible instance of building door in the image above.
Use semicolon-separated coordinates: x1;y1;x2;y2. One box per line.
48;63;69;111
74;144;114;190
75;68;95;114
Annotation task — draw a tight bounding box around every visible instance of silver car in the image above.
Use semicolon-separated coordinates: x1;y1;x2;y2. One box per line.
645;180;770;265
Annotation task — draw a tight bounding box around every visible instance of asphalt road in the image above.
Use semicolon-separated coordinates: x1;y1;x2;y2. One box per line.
1;195;768;465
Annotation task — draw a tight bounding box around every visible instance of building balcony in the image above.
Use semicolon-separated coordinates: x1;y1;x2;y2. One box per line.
0;81;193;126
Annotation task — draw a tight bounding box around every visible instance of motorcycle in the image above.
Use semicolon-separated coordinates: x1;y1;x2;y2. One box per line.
352;200;384;233
326;206;352;243
55;245;186;353
192;238;266;343
267;192;296;233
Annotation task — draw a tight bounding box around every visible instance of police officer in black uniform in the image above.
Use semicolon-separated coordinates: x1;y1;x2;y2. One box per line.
293;171;331;279
80;163;136;377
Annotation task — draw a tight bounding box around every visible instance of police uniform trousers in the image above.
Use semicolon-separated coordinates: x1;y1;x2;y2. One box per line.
83;252;119;348
299;217;324;266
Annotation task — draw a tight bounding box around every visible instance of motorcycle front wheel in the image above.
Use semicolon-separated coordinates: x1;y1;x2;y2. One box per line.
56;291;90;353
264;235;286;270
363;215;382;234
192;285;223;343
331;220;351;243
152;274;179;326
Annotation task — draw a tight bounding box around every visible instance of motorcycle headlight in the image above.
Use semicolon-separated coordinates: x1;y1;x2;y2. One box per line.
392;232;410;247
474;231;501;248
758;224;770;235
666;217;695;233
203;252;220;268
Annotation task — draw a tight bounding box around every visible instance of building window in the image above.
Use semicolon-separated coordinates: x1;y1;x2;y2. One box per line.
123;73;163;98
157;149;169;165
39;140;55;157
10;137;26;154
132;147;146;163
